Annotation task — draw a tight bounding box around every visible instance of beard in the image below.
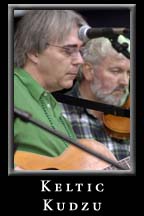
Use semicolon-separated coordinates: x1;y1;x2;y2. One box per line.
90;78;129;106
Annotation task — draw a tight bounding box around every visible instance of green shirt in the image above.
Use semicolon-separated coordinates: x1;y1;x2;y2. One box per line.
14;68;77;157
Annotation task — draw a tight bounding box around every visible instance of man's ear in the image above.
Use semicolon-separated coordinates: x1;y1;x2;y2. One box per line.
27;52;39;64
82;62;94;81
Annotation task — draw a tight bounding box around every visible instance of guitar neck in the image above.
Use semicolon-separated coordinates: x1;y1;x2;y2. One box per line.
104;156;130;170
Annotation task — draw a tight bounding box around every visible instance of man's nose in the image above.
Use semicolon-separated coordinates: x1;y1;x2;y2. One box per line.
119;72;129;86
72;52;84;65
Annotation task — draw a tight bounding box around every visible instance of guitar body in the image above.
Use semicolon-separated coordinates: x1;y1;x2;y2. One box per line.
14;139;130;170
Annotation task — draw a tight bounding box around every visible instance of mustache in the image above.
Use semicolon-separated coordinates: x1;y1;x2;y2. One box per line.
111;86;128;93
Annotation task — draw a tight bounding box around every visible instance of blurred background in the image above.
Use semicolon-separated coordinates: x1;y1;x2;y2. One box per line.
13;8;130;38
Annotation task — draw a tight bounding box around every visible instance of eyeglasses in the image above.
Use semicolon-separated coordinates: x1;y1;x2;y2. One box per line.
46;43;84;58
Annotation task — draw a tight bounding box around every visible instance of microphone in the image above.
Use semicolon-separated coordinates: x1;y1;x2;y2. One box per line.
79;25;129;42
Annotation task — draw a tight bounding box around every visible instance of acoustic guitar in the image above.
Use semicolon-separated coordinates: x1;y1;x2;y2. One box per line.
14;139;130;170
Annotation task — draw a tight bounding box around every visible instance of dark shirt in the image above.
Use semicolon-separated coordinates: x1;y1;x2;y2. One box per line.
61;83;130;160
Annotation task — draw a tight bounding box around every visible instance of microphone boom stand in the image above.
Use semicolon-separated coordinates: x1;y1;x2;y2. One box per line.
109;34;130;59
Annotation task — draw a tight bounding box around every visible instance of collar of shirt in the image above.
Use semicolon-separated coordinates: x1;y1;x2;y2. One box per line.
14;67;62;117
66;81;99;119
14;67;44;101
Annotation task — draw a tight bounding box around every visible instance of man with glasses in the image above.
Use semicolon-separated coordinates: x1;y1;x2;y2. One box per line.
14;10;86;168
14;10;118;170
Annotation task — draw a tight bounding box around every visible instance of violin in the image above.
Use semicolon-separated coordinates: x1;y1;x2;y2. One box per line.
102;96;130;140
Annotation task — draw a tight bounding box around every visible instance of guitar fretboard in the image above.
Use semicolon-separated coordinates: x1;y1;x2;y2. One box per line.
104;156;130;170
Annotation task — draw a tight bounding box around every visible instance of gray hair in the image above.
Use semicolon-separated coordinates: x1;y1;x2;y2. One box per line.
14;10;87;67
78;37;129;81
82;37;119;65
